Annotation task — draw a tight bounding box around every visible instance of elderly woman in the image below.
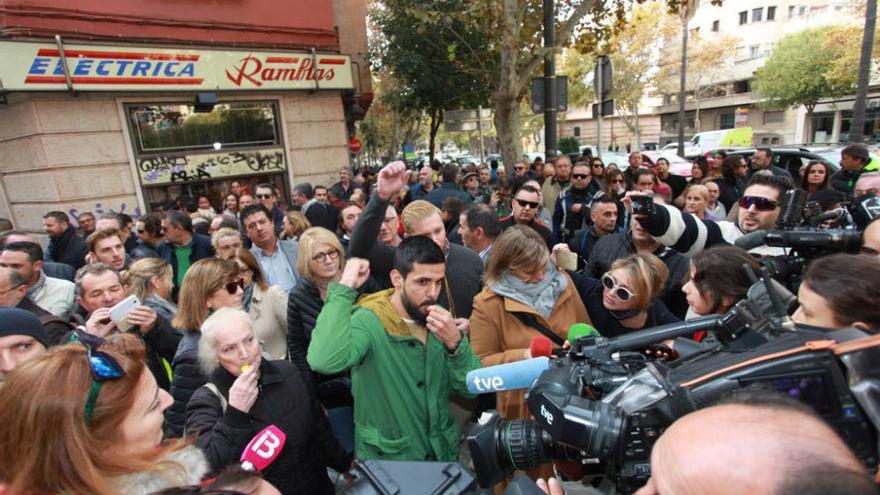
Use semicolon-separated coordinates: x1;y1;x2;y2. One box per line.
560;250;679;338
230;247;288;360
211;227;244;259
167;258;242;437
185;308;351;495
0;333;206;495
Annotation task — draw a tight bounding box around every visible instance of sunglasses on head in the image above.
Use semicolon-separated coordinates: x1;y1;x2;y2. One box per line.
224;279;245;294
738;195;778;211
515;198;540;209
602;273;636;302
72;329;125;424
572;173;590;179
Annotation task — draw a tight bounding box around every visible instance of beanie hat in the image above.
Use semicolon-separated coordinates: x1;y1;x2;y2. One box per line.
0;307;51;348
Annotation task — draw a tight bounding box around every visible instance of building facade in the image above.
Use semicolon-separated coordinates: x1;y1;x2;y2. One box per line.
0;0;371;232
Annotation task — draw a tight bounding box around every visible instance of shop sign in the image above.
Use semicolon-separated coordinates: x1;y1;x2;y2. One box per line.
0;41;353;91
735;107;749;128
138;147;286;186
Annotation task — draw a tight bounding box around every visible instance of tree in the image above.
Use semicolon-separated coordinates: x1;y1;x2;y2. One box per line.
371;0;492;163
753;26;858;142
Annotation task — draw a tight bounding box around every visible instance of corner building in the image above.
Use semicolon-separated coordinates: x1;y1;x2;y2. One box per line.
0;0;372;231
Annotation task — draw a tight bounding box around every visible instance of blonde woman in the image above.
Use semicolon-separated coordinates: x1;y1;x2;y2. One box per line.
684;184;711;220
282;210;311;241
230;247;288;359
122;257;176;321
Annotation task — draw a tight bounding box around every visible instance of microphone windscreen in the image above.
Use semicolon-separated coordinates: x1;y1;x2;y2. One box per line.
240;425;287;472
529;335;554;358
567;323;600;343
466;357;550;394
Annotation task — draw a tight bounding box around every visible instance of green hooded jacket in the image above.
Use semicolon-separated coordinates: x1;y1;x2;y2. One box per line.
307;284;481;461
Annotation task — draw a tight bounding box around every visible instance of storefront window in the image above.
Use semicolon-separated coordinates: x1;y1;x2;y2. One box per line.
126;101;290;213
811;108;880;143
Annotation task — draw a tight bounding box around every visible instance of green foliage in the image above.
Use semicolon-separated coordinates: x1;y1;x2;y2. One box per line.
558;136;581;154
753;26;857;112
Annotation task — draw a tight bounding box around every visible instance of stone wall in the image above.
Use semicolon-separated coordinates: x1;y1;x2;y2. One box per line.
0;90;351;233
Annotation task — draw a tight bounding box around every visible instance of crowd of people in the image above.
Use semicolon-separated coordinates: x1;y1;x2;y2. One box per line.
0;145;879;494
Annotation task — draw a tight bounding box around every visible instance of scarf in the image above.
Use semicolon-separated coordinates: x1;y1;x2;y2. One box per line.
26;270;46;301
489;263;567;320
241;284;255;312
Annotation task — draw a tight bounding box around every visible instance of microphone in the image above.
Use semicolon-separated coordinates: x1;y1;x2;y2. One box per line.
734;229;768;250
240;425;287;472
529;335;553;358
466;357;550;394
567;323;600;343
776;188;807;229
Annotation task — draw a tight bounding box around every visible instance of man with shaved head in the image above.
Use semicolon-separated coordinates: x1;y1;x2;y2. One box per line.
635;393;875;495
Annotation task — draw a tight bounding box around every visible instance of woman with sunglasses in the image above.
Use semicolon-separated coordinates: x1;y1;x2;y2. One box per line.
166;258;243;438
600;166;629;231
186;308;351;495
558;249;679;338
0;333;207;494
287;227;379;454
229;248;287;360
470;226;589;479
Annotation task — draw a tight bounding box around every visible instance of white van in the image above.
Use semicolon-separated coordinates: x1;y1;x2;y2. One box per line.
690;128;753;157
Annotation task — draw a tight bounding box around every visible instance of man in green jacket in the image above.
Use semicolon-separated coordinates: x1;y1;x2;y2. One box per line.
307;235;482;462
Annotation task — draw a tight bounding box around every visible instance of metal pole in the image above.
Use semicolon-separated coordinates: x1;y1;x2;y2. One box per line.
543;0;557;160
677;22;688;158
850;0;877;143
597;58;603;159
477;106;485;162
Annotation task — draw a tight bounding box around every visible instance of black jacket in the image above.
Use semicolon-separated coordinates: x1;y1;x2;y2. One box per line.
16;297;74;346
424;183;472;210
348;194;483;318
159;234;215;294
500;216;554;250
185;359;351;495
132;239;162;260
287;277;354;409
46;226;88;271
585;232;690;319
168;330;205;437
663;173;688;200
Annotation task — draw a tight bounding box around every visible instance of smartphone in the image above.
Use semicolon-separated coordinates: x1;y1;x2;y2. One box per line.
109;295;140;323
631;195;654;215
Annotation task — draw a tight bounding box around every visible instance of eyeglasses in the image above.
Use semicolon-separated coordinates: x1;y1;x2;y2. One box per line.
224;279;245;294
611;178;625;184
73;329;124;424
602;273;636;302
515;198;540;210
255;194;273;199
572;174;590;179
738;195;778;211
312;249;340;263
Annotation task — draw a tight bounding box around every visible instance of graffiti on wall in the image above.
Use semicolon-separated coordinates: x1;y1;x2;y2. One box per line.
69;202;144;227
137;147;286;185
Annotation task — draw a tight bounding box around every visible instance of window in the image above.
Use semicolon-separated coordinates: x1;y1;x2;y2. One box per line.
752;8;763;22
712;20;720;32
764;110;785;124
750;45;761;58
739;11;748;25
127;101;281;154
719;112;736;129
574;126;581;137
767;6;776;20
789;5;796;18
799;6;806;16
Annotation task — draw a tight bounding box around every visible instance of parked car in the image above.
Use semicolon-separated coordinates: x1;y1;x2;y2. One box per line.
645;151;692;177
662;141;700;158
802;145;880;170
707;146;836;179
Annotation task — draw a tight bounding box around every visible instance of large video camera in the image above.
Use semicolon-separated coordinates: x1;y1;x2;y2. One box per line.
467;268;880;494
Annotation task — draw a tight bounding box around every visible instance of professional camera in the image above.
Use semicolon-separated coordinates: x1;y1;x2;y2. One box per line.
467;268;880;494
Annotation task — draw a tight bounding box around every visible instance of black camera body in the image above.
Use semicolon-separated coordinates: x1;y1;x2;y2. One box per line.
467;274;880;494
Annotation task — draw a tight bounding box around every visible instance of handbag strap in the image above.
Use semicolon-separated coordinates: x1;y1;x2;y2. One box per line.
512;312;565;346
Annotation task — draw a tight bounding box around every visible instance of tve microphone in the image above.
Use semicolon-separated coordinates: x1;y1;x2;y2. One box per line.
240;425;287;472
466;357;550;394
567;323;600;343
529;335;553;358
